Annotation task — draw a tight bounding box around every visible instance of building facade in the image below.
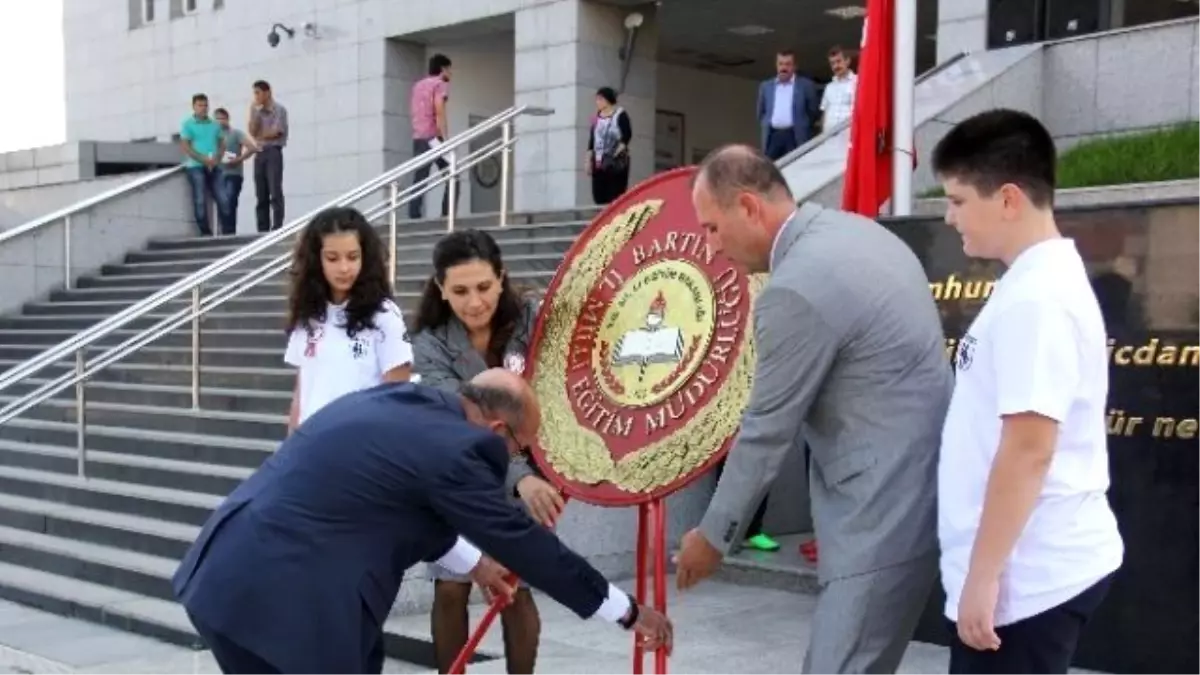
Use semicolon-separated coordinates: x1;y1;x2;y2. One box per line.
64;0;938;225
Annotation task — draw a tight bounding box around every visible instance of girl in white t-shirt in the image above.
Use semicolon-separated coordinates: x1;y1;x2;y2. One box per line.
284;206;413;433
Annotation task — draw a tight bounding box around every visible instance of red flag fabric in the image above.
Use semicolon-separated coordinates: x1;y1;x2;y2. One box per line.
842;0;894;217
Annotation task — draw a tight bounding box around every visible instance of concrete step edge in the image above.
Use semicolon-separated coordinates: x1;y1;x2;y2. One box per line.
0;490;200;542
0;465;220;509
0;523;178;578
114;247;574;271
0;359;291;378
0;416;279;451
0;560;200;644
0;438;257;480
23;378;292;401
0;395;286;424
147;218;591;246
1;343;280;355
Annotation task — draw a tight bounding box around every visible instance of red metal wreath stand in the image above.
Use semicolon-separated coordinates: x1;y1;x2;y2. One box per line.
448;497;670;674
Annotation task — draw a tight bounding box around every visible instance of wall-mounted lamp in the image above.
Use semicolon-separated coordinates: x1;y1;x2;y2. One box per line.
618;12;645;91
267;23;295;48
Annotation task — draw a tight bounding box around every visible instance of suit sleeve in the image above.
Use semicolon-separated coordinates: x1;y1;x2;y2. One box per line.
505;295;547;494
755;83;766;123
698;286;839;554
803;78;820;126
411;330;462;393
429;436;612;619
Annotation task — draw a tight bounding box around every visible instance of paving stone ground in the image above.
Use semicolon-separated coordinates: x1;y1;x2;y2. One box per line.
0;577;1102;674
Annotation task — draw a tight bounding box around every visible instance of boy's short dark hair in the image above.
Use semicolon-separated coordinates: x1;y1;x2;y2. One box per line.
214;108;229;117
931;109;1057;209
428;53;452;76
253;80;271;92
192;93;207;104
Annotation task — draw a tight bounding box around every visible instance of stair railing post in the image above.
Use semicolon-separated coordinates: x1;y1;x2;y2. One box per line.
190;286;201;409
75;349;86;478
499;121;512;228
388;181;398;283
447;152;458;233
63;215;72;290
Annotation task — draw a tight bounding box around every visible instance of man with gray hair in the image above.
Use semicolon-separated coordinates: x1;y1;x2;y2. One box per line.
675;145;953;673
174;368;672;674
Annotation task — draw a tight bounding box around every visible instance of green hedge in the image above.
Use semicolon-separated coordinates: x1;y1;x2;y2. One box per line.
921;123;1200;197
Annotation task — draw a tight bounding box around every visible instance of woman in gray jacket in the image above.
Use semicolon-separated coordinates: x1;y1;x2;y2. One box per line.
411;229;560;674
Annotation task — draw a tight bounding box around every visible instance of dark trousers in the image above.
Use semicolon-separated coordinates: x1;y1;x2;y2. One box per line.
254;146;285;232
185;166;218;236
947;575;1113;674
713;458;768;538
408;138;457;219
591;166;630;205
215;171;243;236
187;610;386;674
764;128;799;161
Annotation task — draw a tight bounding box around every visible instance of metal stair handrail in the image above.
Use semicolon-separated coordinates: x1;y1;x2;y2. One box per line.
0;105;551;408
0;164;186;291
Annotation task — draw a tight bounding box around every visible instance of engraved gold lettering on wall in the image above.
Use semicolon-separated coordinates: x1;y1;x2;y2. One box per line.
1107;410;1199;439
929;274;996;301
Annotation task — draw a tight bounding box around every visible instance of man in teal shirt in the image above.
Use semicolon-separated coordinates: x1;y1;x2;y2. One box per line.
180;93;224;236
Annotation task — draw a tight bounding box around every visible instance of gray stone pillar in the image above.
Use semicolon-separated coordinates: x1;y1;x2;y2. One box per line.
513;0;658;211
937;0;988;63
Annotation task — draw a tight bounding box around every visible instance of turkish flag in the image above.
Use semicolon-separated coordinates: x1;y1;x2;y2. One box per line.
842;0;896;217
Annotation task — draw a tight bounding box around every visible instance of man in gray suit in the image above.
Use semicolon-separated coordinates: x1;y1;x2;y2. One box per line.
675;145;954;673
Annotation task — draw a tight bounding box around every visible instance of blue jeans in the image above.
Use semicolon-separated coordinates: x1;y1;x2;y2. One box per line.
216;170;243;235
186;166;218;236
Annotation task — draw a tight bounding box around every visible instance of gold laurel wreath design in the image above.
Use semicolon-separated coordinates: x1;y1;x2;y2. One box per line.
531;199;766;494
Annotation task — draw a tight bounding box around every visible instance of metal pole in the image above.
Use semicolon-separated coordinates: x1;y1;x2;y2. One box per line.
75;349;86;477
446;152;458;233
499;122;512;227
388;182;398;283
190;286;201;409
63;216;72;290
892;0;917;216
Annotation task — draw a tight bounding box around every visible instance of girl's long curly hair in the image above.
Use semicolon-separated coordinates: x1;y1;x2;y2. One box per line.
285;206;393;339
412;229;524;367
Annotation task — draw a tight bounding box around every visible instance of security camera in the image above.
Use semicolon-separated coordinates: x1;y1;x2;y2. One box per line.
302;21;320;38
268;23;294;48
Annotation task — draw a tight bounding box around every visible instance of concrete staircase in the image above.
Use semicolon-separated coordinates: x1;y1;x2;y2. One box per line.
0;208;595;661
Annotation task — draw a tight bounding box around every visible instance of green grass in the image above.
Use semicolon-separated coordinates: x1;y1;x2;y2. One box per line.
920;122;1200;197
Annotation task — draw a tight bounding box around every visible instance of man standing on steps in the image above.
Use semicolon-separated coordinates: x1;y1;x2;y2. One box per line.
179;94;224;237
675;145;953;673
248;80;288;232
408;54;457;221
173;370;673;674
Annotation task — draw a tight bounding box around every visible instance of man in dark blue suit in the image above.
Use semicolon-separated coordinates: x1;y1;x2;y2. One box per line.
173;369;673;674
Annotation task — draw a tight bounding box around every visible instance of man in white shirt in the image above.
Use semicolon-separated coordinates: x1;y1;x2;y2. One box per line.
819;45;857;131
932;109;1123;674
173;369;672;673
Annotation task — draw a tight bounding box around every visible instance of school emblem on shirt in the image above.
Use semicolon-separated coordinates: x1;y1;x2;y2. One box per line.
350;337;368;360
956;334;977;371
304;325;325;358
503;353;526;375
524;167;763;505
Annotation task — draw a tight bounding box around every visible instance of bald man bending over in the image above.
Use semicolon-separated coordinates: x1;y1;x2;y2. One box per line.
174;369;672;674
675;145;953;673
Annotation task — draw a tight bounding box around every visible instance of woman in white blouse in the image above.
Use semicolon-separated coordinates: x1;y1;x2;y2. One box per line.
284;206;412;432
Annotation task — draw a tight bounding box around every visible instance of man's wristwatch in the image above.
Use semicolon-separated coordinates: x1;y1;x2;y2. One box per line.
617;592;639;630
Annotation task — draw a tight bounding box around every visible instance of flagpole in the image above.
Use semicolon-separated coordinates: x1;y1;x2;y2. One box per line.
891;0;917;216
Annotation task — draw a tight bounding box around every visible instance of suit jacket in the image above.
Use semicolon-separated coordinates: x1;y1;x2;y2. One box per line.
756;76;820;150
699;203;953;582
172;383;609;673
411;295;542;495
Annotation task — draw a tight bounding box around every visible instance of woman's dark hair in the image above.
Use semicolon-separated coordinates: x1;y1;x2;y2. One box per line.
285;206;393;339
413;229;524;366
596;86;618;105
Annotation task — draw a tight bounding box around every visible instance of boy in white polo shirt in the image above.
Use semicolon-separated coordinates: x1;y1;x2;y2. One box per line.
931;109;1123;674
